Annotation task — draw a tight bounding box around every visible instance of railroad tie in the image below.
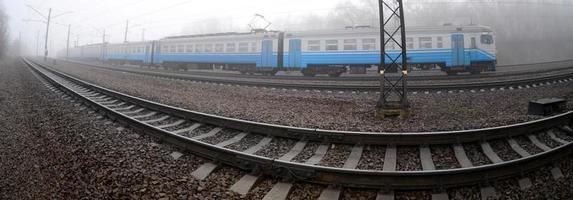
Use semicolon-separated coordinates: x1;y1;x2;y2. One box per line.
191;162;218;180
431;193;449;200
480;187;497;200
216;132;248;147
507;139;531;157
121;108;145;115
114;105;136;112
528;135;551;151
518;177;533;190
262;182;292;200
375;190;395;200
106;102;126;107
230;174;259;195
131;111;157;120
278;141;307;162
191;127;222;140
383;145;397;171
172;123;202;135
243;137;273;154
156;119;186;129
547;130;569;145
453;144;473;168
318;186;341;200
343;144;364;169
98;99;117;105
480;142;503;163
560;125;573;134
420;145;436;171
141;115;170;124
551;167;564;180
305;144;330;165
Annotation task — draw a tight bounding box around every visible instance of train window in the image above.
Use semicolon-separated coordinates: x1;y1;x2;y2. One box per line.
308;40;321;51
362;38;376;50
238;42;249;52
170;45;176;53
471;37;477;49
186;44;194;53
162;45;168;53
251;42;258;52
205;44;213;53
226;43;235;52
343;39;357;51
215;44;224;52
177;45;185;53
419;37;432;48
481;34;494;44
406;37;414;49
195;44;203;53
437;37;443;48
325;40;338;51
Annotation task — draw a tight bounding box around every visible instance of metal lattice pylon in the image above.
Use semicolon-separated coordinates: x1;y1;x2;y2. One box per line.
376;0;409;117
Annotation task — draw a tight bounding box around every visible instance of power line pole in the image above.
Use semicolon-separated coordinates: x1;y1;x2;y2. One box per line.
376;0;409;118
36;31;39;56
66;24;71;59
124;20;129;43
44;8;51;61
102;29;107;61
18;32;22;55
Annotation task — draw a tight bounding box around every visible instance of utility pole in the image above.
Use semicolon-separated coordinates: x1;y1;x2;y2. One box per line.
18;32;22;55
44;8;51;61
376;0;409;118
124;20;129;43
25;5;72;60
66;24;71;59
36;31;39;56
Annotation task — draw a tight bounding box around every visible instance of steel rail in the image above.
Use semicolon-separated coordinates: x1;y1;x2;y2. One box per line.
56;59;573;92
24;58;573;190
64;58;573;82
30;59;573;145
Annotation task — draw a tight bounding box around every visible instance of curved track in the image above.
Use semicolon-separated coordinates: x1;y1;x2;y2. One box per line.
70;59;573;81
60;59;573;92
25;58;573;194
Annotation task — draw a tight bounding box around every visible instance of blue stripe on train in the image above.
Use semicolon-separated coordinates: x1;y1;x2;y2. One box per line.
105;48;495;69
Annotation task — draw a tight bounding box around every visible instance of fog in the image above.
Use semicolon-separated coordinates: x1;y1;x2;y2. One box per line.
5;0;573;65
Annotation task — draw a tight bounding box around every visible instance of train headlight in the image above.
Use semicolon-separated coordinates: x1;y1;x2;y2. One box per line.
402;70;408;75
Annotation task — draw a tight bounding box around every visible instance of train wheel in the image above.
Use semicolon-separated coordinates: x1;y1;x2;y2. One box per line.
446;71;457;76
328;72;342;77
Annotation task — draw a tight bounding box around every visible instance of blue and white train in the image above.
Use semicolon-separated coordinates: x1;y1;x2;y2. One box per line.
62;25;497;76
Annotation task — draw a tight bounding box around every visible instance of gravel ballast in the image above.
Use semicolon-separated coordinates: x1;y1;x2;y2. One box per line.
44;60;573;132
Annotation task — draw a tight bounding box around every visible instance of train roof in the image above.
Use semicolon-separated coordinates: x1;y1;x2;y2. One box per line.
162;30;281;40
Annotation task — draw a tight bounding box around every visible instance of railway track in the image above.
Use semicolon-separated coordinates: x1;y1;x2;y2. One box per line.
56;59;573;92
68;59;573;82
25;58;573;199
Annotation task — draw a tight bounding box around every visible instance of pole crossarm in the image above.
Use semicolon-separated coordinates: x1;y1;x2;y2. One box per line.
376;0;409;118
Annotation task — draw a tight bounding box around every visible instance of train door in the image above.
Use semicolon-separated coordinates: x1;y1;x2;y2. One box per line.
288;39;302;68
144;45;151;64
261;40;273;67
451;33;465;67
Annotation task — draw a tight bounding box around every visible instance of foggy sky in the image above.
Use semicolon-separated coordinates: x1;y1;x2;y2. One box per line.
4;0;573;65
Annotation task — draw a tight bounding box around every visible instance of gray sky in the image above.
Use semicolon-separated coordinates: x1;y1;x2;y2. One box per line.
5;0;345;55
4;0;573;64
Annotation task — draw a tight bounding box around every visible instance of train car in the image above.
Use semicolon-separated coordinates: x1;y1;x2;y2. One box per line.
106;41;153;65
154;31;283;74
284;25;497;76
63;25;496;76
